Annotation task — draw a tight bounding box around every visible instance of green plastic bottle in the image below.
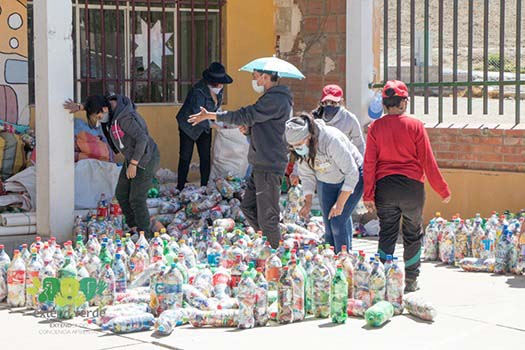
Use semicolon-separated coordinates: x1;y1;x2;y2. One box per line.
365;301;394;327
330;265;348;323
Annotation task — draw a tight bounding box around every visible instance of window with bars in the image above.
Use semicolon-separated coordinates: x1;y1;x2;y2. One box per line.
28;0;224;104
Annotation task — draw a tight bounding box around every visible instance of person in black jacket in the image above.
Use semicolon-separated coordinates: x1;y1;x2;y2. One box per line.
176;62;233;191
64;94;160;238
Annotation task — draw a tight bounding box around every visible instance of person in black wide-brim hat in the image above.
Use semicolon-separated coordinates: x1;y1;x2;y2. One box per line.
176;62;233;191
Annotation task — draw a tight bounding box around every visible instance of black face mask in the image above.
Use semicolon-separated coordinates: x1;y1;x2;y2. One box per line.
323;106;340;121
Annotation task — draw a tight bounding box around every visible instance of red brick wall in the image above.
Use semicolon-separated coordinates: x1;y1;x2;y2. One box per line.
426;126;525;172
280;0;346;113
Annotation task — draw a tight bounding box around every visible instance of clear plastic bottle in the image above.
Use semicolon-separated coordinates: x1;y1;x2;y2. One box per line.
149;242;166;265
424;220;440;261
179;239;197;269
25;253;41;309
439;223;456;264
403;294;437;321
304;254;314;315
161;263;184;311
38;260;57;311
7;250;25;307
386;257;405;315
454;219;471;265
98;264;116;307
212;263;231;300
257;241;273;270
495;230;513;274
86;234;101;256
237;271;257;329
20;244;31;265
311;256;332;318
278;266;294;324
353;253;372;307
155;308;190;335
206;237;223;267
369;260;386;305
189;309;239;328
338;245;354;299
137;231;149;251
150;265;166;316
52;244;65;270
365;300;394;327
330;265;348;323
59;251;78;279
129;244;146;283
230;255;246;296
254;267;269;327
265;249;282;292
471;218;485;259
289;259;305;322
112;253;127;293
193;266;214;298
0;244;11;302
101;312;155;333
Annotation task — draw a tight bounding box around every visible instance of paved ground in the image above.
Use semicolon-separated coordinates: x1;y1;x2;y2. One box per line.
0;238;523;350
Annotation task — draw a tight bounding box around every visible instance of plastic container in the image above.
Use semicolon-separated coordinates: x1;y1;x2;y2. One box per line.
364;301;394;327
330;265;348;323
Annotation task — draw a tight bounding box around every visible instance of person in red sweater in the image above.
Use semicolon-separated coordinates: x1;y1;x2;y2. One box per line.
363;80;452;292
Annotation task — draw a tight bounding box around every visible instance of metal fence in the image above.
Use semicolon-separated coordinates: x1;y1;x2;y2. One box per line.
374;0;525;125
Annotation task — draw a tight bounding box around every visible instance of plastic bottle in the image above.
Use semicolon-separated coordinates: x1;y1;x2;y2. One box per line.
338;246;354;299
459;257;496;272
99;242;112;266
155;308;190;335
365;301;394;327
354;253;372;307
137;231;150;251
495;230;513;274
129;244;146;283
454;219;471;266
20;244;31;265
265;249;282;292
86;234;101;256
256;241;273;269
277;266;294;324
97;193;109;219
59;251;78;279
101;312;155;333
0;244;11;302
24;253;41;310
288;259;305;322
112;254;127;293
38;260;57;311
385;257;404;314
439;223;455;264
150;242;166;265
189;309;239;328
161;263;184;311
347;298;367;317
330;265;348;323
369;260;386;305
98;264;116;307
236;271;257;329
470;216;484;259
193;266;214;298
424;220;440;261
404;294;437;321
253;267;269;327
230;255;245;296
182;284;213;310
52;244;65;270
212;264;231;300
150;265;166;316
206;237;223;267
311;256;332;318
7;250;25;307
304;254;314;315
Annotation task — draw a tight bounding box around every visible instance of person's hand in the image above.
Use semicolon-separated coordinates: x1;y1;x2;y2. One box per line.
290;175;300;186
364;201;376;213
442;195;452;204
299;203;312;219
188;107;214;126
328;203;343;219
239;125;249;134
126;164;137;179
63;99;82;114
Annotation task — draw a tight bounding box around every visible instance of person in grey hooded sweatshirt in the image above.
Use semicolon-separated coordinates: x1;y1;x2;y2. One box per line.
188;69;293;248
285;113;363;253
64;94;160;238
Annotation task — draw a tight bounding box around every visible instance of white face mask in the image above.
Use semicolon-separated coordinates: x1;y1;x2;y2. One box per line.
209;86;223;95
252;79;265;94
101;111;110;123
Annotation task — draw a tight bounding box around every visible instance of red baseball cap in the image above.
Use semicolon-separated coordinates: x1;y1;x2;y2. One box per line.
382;80;409;98
321;84;344;102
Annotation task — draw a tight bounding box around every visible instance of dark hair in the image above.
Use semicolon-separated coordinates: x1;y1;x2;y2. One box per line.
382;95;406;108
84;95;110;117
289;112;319;169
255;69;279;82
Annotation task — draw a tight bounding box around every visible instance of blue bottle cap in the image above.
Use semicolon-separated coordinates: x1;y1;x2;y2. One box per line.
115;253;121;259
101;324;109;331
369;257;375;262
386;254;393;260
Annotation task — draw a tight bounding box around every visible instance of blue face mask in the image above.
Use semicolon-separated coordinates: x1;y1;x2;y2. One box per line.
323;106;340;121
294;144;309;157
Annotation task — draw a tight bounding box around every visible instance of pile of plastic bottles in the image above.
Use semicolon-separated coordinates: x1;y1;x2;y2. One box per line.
0;213;440;333
74;193;125;241
424;211;525;275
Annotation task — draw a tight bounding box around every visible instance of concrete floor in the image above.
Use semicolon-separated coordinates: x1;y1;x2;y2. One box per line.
0;239;523;350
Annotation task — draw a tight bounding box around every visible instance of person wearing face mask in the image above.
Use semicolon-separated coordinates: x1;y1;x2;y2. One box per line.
188;69;293;249
64;94;160;238
285;113;364;253
312;84;365;155
363;80;451;292
176;62;233;191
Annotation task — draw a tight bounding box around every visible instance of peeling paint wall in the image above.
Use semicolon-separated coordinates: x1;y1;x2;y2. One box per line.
274;0;346;114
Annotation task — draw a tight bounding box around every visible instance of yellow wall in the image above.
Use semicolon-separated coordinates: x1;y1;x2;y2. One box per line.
423;169;525;222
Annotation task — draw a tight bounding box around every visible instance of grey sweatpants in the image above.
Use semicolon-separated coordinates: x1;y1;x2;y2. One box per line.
241;170;283;249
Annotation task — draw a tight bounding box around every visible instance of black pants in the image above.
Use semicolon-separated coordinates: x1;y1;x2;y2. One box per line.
115;150;160;238
375;175;425;279
241;170;283;249
177;129;212;191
